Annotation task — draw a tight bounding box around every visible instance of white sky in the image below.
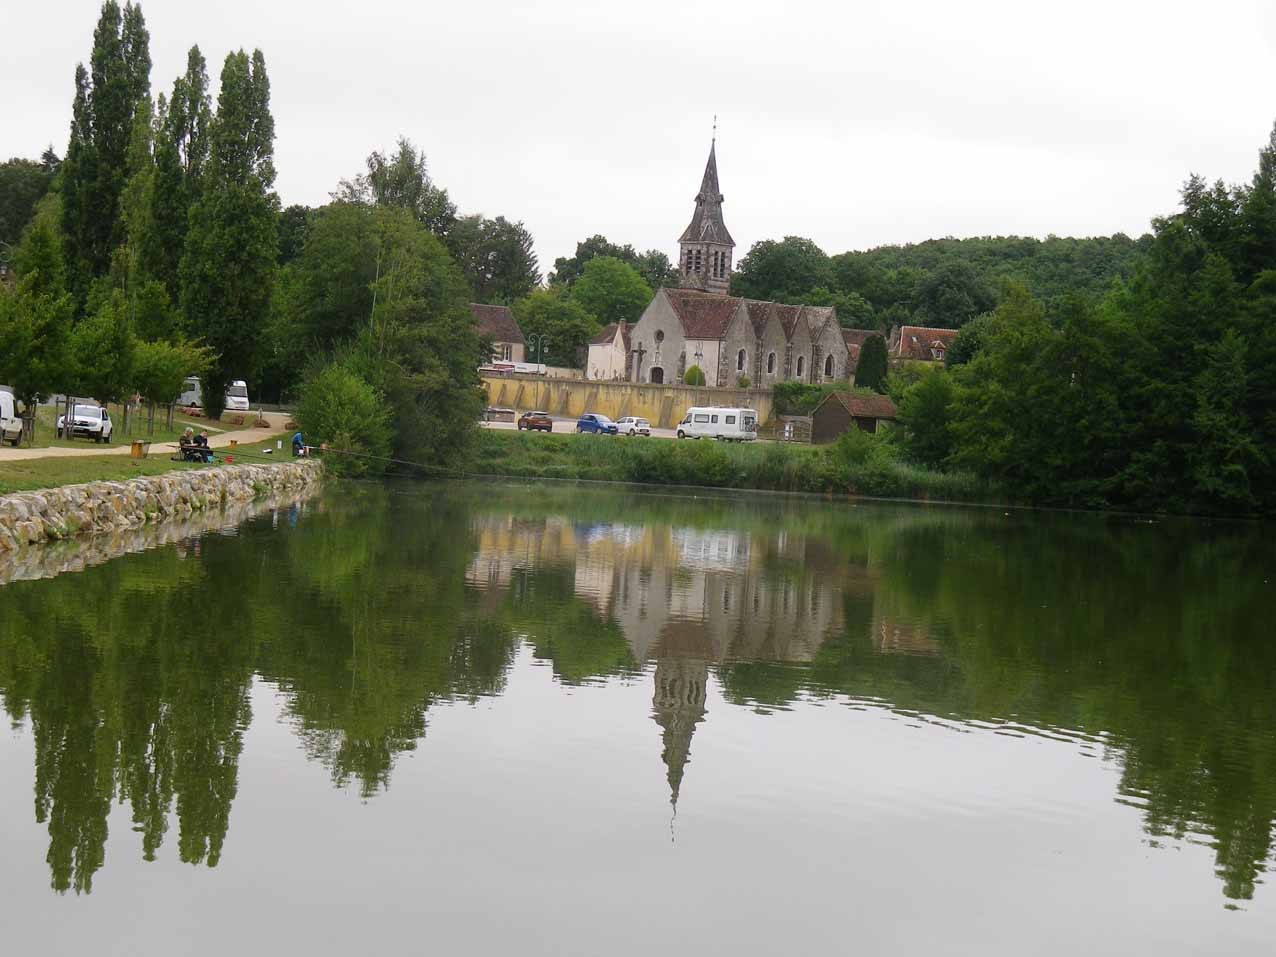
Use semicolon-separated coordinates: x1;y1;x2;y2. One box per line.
6;0;1276;272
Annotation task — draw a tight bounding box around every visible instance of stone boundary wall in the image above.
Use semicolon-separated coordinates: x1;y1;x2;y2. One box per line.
0;461;323;554
481;374;775;429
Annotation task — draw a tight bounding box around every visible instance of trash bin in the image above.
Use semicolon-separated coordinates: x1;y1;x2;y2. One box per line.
130;440;150;459
229;439;238;450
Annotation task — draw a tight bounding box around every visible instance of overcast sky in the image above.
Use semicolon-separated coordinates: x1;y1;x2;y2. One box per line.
6;0;1276;272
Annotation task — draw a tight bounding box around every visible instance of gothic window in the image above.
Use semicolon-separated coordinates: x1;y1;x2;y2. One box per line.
825;354;834;377
694;249;702;272
796;356;805;379
767;352;776;374
737;349;746;371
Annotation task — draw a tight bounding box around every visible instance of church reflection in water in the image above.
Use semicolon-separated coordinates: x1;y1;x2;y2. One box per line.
464;513;872;808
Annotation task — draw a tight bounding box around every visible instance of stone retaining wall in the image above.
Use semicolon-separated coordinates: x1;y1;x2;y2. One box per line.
0;461;323;553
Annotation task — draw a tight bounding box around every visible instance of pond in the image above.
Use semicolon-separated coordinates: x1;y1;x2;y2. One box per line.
1;480;1273;954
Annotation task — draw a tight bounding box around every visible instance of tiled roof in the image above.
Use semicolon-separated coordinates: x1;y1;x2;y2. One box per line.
470;303;524;344
894;325;958;361
841;328;878;348
665;289;742;339
590;322;630;347
744;300;774;339
799;305;836;338
818;391;898;420
774;304;803;340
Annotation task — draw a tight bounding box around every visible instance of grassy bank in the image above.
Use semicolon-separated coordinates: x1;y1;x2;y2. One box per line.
16;404;266;451
467;429;999;503
0;440;285;495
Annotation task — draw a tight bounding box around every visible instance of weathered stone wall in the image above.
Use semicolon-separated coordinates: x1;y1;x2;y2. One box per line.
481;374;775;429
0;461;322;553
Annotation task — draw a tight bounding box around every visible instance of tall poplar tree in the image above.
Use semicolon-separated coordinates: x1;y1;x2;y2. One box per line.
180;49;278;418
60;1;151;302
146;47;212;293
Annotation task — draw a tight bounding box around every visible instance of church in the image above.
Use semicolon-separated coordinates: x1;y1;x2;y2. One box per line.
589;141;858;387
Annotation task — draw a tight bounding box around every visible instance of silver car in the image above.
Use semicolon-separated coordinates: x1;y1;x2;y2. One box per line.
615;416;651;436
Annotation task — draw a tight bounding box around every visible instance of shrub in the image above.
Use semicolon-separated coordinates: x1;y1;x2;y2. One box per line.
296;362;393;476
683;365;706;386
737;374;750;388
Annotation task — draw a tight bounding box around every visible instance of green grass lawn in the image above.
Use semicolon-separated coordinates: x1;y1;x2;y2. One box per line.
0;439;296;495
20;403;264;450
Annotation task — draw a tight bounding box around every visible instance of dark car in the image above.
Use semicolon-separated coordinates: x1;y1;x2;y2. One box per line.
518;410;554;432
576;413;618;435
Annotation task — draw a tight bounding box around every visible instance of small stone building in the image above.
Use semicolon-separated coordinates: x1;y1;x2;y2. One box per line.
471;303;525;363
810;391;898;442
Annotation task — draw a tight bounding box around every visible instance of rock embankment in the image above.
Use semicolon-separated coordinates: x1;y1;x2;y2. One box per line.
0;461;322;552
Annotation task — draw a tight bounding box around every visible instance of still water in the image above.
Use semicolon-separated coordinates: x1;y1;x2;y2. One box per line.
1;481;1273;954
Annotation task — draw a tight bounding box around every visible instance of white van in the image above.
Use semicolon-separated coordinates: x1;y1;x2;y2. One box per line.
0;389;22;447
676;407;758;442
225;379;250;412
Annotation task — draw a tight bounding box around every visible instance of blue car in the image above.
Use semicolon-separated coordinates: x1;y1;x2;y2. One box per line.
576;413;619;435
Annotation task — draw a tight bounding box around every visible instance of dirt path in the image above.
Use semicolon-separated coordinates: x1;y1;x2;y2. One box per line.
0;412;293;462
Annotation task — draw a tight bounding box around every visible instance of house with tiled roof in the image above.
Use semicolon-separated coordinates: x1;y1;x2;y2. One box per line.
586;322;631;380
810;391;898;443
890;325;959;364
470;303;525;363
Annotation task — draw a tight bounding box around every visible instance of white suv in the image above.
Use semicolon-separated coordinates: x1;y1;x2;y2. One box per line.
616;416;651;436
56;404;114;443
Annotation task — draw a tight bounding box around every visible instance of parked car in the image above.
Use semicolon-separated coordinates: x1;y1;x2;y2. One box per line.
518;411;554;432
616;416;651;436
676;406;758;441
0;390;22;446
56;404;114;442
576;413;618;435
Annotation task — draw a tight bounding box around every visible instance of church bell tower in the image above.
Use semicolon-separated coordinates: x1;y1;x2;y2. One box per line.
678;139;734;295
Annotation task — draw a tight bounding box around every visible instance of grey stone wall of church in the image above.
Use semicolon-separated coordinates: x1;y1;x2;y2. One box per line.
718;313;757;387
628;294;689;384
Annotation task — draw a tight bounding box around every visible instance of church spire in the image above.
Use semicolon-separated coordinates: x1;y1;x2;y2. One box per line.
678;136;735;293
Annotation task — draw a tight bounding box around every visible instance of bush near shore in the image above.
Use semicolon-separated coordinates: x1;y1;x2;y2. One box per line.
467;429;998;503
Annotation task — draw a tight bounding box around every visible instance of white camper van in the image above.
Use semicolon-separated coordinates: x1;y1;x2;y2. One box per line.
0;389;22;446
676;407;758;442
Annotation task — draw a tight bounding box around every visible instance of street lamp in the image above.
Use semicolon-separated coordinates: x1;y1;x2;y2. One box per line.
527;333;550;370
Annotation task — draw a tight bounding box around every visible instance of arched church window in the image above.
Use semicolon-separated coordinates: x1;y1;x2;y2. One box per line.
655;330;665;344
737;349;746;372
694;249;702;272
767;352;776;374
825;354;834;377
796;356;805;379
685;249;694;272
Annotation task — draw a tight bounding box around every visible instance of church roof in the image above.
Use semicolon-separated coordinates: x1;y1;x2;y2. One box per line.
744;300;774;339
677;141;735;247
469;303;524;344
664;288;742;339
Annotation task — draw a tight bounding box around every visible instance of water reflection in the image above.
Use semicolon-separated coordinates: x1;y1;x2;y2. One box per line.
0;480;1274;909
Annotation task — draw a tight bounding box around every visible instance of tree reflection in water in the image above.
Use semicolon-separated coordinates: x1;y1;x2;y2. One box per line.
0;481;1273;902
